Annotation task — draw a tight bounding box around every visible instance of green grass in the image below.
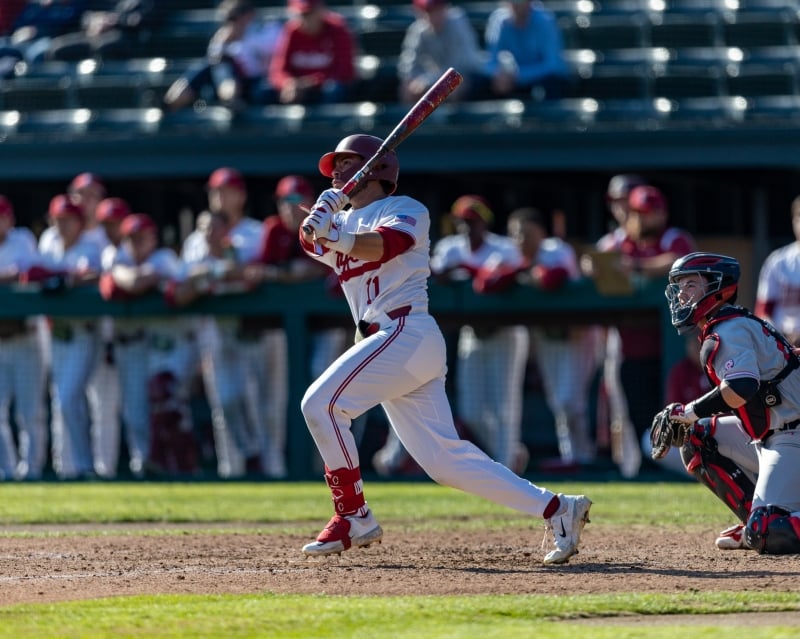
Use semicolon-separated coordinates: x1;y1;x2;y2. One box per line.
0;481;795;638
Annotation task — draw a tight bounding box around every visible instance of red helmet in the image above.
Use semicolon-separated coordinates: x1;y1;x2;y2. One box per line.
318;134;399;194
666;252;740;334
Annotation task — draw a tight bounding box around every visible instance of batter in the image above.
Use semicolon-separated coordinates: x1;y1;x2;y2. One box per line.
298;133;592;564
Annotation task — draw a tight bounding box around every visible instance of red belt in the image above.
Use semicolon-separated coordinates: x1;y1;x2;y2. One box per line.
357;305;412;339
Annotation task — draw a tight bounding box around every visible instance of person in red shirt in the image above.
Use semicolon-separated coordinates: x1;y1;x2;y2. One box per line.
617;185;696;464
268;0;355;105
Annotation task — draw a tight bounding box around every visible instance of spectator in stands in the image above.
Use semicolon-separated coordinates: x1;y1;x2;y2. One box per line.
580;174;647;478
430;195;530;473
30;194;102;480
0;0;87;71
164;0;282;112
397;0;486;104
0;195;47;481
755;195;800;346
100;213;199;478
180;167;265;479
268;0;355;105
45;0;158;62
615;185;696;470
482;0;569;101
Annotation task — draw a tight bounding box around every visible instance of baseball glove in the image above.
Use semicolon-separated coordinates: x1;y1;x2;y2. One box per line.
649;403;690;460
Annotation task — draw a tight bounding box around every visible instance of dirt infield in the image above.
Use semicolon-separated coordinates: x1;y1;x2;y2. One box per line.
3;521;800;612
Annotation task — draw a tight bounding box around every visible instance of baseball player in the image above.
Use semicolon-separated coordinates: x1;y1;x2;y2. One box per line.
298;133;592;564
87;196;130;479
100;213;198;477
430;195;530;472
34;195;103;480
581;174;647;479
182;167;265;478
651;252;800;553
0;195;47;481
754;195;800;346
39;172;109;255
488;206;598;467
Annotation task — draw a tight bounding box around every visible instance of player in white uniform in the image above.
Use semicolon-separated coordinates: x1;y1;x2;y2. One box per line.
503;207;598;467
755;195;800;346
652;252;800;553
298;134;592;564
100;213;198;477
429;195;529;472
0;195;47;481
182;167;266;478
36;195;103;480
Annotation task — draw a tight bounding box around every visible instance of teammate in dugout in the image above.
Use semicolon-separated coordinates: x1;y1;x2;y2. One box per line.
298;133;592;564
651;252;800;553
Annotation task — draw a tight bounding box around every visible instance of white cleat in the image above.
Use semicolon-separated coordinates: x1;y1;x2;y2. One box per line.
302;510;384;557
715;523;747;550
542;494;592;565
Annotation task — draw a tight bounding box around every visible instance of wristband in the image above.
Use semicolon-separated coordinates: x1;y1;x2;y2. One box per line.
331;230;356;255
688;386;731;419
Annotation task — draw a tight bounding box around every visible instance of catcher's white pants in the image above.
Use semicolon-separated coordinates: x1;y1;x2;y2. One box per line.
302;313;555;516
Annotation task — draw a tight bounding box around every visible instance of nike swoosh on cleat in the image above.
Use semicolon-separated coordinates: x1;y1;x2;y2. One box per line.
559;520;567;538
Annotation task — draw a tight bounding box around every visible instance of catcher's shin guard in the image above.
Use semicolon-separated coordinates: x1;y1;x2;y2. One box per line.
679;417;754;523
745;506;800;554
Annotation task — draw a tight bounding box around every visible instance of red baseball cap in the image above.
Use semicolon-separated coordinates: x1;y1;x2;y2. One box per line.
275;175;314;202
628;185;667;215
413;0;448;10
0;195;14;219
451;195;494;224
120;213;158;237
69;172;106;196
96;197;131;223
207;167;246;191
49;194;84;220
288;0;322;14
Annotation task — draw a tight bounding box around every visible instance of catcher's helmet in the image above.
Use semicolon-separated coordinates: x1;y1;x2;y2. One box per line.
666;252;740;334
318;134;399;194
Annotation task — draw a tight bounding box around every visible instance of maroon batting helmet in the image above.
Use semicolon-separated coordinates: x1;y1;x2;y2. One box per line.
666;252;740;334
318;134;399;194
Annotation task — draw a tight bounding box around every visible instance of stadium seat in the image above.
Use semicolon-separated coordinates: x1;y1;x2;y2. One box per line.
75;77;144;110
357;26;407;57
574;66;648;100
10;108;91;139
568;14;647;52
722;11;797;48
0;77;73;111
648;12;722;48
353;54;399;104
86;108;163;136
744;94;800;124
651;65;724;99
159;105;234;134
726;63;799;96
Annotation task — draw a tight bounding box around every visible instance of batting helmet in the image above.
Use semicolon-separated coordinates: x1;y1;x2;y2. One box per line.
666;252;740;334
318;134;399;194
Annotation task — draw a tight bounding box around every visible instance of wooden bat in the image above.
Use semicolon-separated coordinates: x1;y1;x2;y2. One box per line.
303;67;463;235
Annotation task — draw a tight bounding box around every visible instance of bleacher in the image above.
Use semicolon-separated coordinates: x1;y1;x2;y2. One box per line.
1;0;799;142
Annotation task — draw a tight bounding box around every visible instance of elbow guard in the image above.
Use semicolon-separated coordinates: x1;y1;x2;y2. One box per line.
727;377;760;402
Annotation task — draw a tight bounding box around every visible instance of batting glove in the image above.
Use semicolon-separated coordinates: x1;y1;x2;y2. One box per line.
302;208;332;240
313;188;349;215
668;402;698;425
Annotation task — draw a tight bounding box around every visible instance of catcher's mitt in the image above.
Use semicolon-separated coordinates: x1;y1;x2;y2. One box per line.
650;403;690;460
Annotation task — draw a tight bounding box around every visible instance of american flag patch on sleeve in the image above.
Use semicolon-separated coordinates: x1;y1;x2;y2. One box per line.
396;214;417;226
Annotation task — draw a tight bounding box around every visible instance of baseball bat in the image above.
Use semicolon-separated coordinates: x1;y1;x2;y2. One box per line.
303;67;463;235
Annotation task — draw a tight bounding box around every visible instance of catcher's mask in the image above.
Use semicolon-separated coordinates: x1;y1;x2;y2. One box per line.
665;252;740;334
318;134;399;194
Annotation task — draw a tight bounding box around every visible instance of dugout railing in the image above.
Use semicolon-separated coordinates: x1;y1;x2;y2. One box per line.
1;276;680;479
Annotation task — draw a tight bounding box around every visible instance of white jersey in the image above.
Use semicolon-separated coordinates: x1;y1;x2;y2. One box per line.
0;227;39;273
537;236;580;279
431;230;523;275
207;18;282;79
39;224;108;255
756;241;800;337
182;216;263;264
306;195;431;325
38;231;102;274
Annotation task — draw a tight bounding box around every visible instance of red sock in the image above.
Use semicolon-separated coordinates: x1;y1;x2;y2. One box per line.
543;495;561;519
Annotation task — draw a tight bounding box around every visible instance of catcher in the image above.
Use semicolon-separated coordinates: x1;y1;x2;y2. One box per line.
650;252;800;554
